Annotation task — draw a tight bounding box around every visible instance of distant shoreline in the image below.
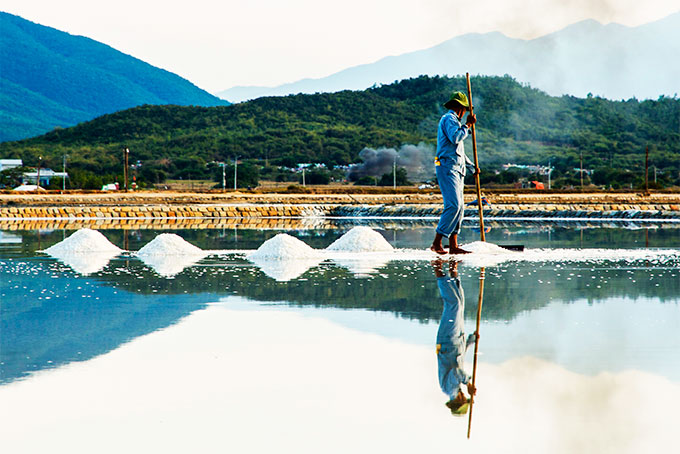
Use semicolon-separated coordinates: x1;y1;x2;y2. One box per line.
1;190;679;207
1;191;678;226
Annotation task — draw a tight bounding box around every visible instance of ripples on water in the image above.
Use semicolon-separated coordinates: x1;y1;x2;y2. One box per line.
0;222;678;453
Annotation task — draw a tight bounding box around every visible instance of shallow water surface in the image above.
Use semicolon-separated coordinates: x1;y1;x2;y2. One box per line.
1;221;678;453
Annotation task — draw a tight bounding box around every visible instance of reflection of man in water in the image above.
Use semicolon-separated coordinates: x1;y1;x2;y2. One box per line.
433;259;476;416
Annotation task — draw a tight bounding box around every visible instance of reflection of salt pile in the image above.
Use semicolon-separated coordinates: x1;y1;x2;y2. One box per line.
247;233;323;281
43;228;122;275
136;233;208;278
332;257;391;277
326;227;393;276
326;226;393;252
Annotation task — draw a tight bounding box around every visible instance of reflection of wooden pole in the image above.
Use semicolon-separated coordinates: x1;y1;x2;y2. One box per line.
466;73;485;242
645;228;649;248
467;267;486;439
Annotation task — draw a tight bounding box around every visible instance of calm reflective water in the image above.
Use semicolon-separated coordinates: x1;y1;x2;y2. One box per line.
1;221;679;453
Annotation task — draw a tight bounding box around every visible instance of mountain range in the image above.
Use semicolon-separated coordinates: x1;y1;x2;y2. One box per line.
0;12;228;142
218;12;680;103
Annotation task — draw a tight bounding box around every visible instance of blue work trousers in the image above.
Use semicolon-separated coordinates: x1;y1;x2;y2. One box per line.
436;276;470;397
436;159;465;238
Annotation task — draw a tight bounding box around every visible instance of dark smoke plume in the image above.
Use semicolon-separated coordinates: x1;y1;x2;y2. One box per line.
348;142;435;182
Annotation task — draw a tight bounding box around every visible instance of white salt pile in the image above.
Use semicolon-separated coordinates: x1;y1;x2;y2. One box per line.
43;228;122;255
247;233;321;260
326;226;393;252
137;233;204;256
136;234;208;278
460;241;516;255
42;229;122;275
246;233;323;281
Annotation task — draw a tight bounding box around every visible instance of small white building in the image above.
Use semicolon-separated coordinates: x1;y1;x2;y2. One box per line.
0;159;23;172
22;168;69;186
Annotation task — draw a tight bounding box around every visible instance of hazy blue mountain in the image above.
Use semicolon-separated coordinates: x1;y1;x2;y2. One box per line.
218;13;680;103
0;12;229;142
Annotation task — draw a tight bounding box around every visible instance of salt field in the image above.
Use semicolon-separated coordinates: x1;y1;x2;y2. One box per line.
1;220;679;453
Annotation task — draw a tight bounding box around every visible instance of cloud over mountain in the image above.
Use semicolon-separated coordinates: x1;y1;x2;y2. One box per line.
218;13;680;103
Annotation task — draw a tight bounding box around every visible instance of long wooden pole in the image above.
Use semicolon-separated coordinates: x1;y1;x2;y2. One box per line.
466;73;485;242
467;266;486;439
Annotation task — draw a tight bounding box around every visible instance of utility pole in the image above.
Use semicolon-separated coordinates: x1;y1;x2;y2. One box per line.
221;163;226;192
393;155;397;189
124;148;129;192
302;167;306;187
548;160;552;190
62;154;67;192
234;156;238;191
36;156;42;188
580;151;583;189
644;146;649;194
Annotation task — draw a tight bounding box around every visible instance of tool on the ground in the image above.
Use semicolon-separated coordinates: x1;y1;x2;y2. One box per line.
467;266;485;438
498;245;524;251
465;73;524;253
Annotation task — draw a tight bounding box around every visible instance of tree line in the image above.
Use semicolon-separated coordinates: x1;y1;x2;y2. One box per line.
1;75;678;189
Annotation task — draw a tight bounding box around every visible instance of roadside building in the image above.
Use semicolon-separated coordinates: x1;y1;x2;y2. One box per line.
22;168;69;186
0;159;23;172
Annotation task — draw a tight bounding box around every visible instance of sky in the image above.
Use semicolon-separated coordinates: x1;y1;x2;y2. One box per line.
3;0;679;94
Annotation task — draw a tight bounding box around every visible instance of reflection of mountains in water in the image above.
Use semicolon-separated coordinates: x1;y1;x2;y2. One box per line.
0;267;213;385
3;250;678;384
50;253;680;323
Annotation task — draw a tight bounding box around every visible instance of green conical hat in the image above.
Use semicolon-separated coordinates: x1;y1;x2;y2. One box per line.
444;91;469;110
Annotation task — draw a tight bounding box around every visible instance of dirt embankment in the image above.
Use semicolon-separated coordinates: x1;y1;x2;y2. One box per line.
2;190;679;207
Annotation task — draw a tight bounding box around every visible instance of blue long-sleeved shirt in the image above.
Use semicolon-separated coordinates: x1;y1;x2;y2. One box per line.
436;275;472;399
436;110;476;176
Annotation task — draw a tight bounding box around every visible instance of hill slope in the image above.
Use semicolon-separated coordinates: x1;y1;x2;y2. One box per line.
2;75;678;189
218;13;680;103
0;12;229;142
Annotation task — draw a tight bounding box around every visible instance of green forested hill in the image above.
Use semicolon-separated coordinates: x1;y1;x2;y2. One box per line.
1;75;678;188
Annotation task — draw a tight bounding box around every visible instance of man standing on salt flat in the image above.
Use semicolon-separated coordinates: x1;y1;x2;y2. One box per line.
431;91;479;255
